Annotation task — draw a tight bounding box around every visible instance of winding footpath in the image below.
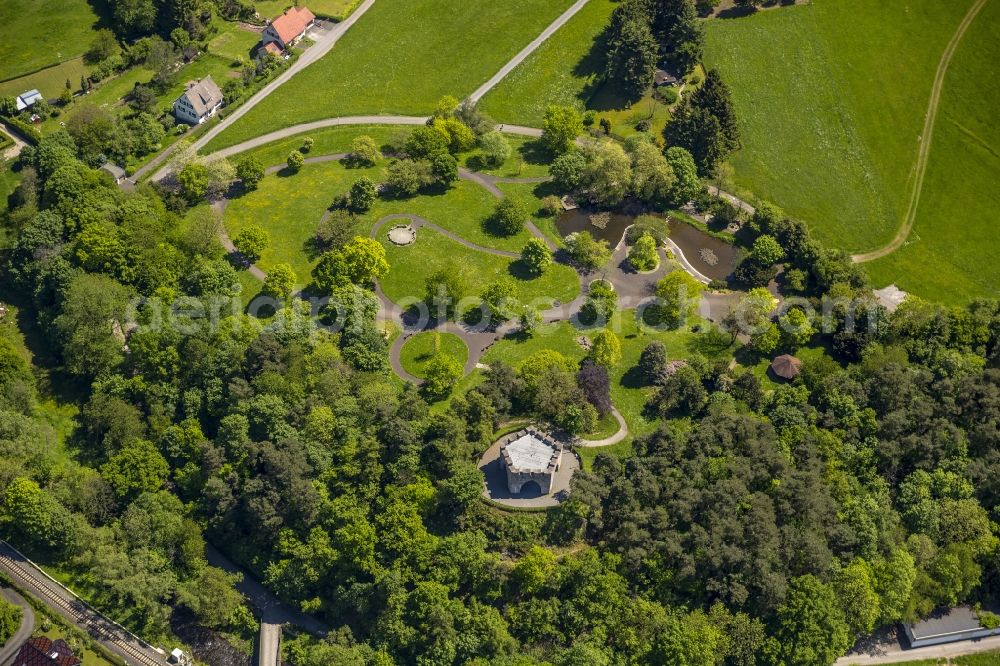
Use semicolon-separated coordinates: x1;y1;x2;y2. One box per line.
851;0;989;263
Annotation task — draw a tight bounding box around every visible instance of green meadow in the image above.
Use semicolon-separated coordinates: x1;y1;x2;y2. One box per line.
206;0;575;151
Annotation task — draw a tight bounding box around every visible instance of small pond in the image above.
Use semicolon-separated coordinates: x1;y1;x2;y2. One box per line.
556;209;742;282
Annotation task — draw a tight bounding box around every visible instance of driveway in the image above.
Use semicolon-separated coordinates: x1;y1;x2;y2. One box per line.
0;122;28;161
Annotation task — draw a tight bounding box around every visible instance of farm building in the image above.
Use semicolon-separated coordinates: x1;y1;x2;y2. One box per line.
15;89;43;111
262;6;316;50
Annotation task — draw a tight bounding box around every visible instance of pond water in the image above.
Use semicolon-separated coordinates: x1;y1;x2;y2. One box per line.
555;209;743;282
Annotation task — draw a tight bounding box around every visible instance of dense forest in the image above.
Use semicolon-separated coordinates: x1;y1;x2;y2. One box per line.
0;0;997;664
0;110;998;665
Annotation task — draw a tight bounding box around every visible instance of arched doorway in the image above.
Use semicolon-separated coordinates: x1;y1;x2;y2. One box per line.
518;480;542;497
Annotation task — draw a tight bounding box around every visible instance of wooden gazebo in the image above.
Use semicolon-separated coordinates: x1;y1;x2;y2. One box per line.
770;354;802;380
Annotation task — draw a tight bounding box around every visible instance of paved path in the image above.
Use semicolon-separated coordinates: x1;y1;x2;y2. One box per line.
851;0;988;263
373;212;519;259
836;633;1000;665
705;184;755;217
0;122;28;161
150;0;377;181
204;115;430;162
214;150;745;451
466;0;592;104
205;545;326;666
0;541;167;666
0;587;34;664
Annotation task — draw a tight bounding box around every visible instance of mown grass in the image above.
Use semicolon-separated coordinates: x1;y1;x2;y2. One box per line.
702;0;975;254
207;0;576;151
865;0;1000;303
220;125;408;164
378;223;579;309
496;181;565;247
479;0;616;127
0;0;103;82
207;22;264;63
0;58;88;100
481;308;738;448
255;0;360;20
223;156;579;303
223;158;385;279
461;136;552;179
399;331;469;379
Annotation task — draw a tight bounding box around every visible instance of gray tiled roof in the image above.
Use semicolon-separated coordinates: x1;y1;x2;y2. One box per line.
179;76;223;116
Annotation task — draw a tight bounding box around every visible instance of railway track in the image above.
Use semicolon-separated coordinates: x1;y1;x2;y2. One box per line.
0;546;166;666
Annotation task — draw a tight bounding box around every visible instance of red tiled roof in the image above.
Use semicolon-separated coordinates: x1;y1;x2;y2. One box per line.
269;6;315;44
261;41;282;55
13;637;81;666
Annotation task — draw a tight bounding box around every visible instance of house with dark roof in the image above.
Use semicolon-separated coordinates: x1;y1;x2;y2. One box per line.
173;76;224;125
12;636;81;666
262;6;316;50
654;69;679;87
100;162;127;184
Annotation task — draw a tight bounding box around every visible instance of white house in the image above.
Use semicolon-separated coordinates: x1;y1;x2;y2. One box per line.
173;76;223;125
261;6;316;50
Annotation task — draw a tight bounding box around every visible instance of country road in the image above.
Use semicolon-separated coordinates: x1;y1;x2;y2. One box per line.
0;587;34;665
836;633;1000;665
466;0;592;104
146;0;377;182
851;0;988;263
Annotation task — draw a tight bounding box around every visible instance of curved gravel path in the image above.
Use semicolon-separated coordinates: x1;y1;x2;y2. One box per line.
216;151;743;449
575;406;628;447
851;0;989;263
372;212;519;258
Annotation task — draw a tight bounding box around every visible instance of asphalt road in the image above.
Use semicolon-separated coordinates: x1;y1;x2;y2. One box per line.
836;631;1000;665
0;587;34;665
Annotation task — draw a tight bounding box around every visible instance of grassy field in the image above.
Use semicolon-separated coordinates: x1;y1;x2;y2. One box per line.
378;223;579;309
255;0;360;20
482;306;737;445
479;0;616;126
223;155;578;303
399;331;469;378
0;0;104;82
865;0;1000;303
223;159;385;279
207;22;264;63
0;58;89;100
206;0;576;151
703;0;977;255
